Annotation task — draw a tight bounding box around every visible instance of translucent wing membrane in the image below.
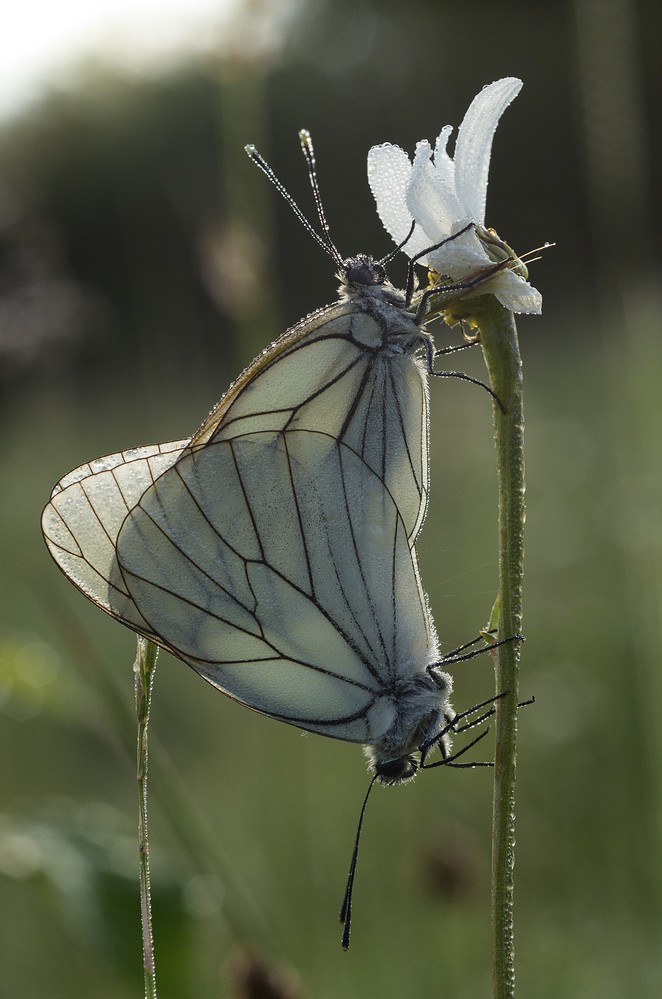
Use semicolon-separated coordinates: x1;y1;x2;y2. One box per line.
190;298;430;545
42;440;188;630
110;430;438;744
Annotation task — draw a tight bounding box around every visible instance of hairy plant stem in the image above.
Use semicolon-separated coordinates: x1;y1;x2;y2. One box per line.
477;300;525;999
135;637;159;999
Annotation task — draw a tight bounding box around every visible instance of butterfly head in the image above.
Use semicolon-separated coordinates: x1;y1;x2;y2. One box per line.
341;255;387;289
371;752;419;786
363;668;454;785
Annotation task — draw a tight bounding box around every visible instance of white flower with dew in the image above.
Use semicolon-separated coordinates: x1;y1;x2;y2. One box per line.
367;78;542;315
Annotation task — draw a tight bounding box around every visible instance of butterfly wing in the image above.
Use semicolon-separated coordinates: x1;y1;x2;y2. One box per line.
110;430;438;743
43;286;430;611
190;299;430;545
42;440;188;629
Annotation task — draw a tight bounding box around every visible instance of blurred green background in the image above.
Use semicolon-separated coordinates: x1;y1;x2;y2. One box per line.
1;0;661;996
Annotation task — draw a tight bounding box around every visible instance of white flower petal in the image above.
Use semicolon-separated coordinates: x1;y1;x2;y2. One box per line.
367;80;542;317
367;143;422;249
406;141;461;254
454;77;522;224
486;269;542;314
426;224;490;276
432;125;455;191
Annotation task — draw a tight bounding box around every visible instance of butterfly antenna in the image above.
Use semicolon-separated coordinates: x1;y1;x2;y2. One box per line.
298;130;344;267
340;775;377;950
245;141;340;264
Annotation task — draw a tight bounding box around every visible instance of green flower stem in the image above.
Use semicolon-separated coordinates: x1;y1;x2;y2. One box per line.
134;637;159;999
478;300;525;999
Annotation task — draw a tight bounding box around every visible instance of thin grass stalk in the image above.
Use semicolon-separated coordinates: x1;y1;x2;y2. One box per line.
134;636;159;999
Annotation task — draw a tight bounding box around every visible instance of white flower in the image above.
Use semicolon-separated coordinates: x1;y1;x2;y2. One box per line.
368;78;542;314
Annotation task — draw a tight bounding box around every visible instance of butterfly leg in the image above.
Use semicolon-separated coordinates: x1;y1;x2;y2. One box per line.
421;727;494;770
436;632;525;669
423;339;505;412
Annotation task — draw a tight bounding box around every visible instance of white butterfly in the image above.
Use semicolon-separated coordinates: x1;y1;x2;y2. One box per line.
43;426;497;780
43;131;506;775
